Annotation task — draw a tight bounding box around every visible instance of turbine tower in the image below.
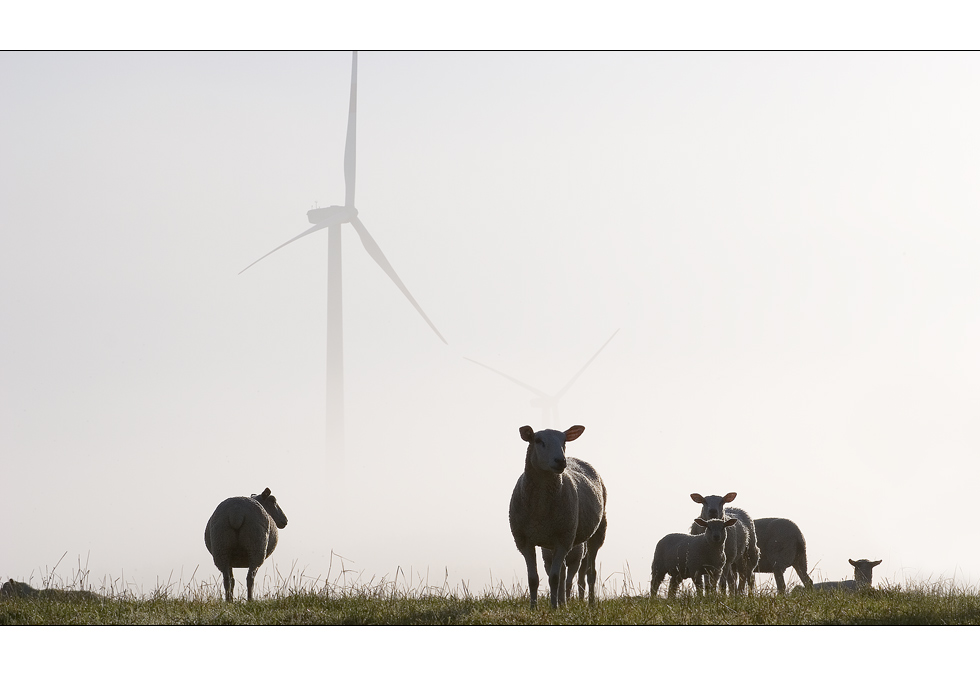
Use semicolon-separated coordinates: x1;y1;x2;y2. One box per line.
465;329;619;428
240;52;447;479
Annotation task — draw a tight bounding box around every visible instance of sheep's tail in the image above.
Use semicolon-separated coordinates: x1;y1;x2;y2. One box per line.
226;510;247;532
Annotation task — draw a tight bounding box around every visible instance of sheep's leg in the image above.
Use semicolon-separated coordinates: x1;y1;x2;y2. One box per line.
220;566;234;602
246;566;257;601
667;577;679;599
547;545;570;608
773;568;786;594
651;570;666;598
564;546;583;601
585;517;606;605
693;574;704;597
795;563;814;590
520;546;539;609
726;567;738;596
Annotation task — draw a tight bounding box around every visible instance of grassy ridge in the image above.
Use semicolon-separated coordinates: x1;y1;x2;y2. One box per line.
4;584;980;625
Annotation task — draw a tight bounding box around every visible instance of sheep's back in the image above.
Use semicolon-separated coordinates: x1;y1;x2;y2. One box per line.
565;457;606;540
206;496;276;566
754;517;804;572
653;533;694;577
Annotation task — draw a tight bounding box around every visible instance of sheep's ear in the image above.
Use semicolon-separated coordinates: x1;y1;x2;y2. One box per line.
519;426;535;442
848;559;857;566
564;425;585;442
694;518;707;528
871;560;882;567
723;492;737;503
691;493;704;503
724;518;738;528
261;488;272;498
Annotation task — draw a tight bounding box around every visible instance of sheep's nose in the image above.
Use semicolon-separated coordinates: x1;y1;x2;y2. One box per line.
553;459;567;472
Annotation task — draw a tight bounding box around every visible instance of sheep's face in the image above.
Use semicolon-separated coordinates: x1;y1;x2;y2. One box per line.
520;426;584;474
253;488;289;529
690;492;737;521
528;429;568;473
695;518;738;546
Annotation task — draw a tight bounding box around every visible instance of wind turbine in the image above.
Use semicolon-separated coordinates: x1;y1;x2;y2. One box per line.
465;329;619;429
240;52;447;478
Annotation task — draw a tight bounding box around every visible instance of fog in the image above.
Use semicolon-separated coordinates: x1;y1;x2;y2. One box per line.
4;51;980;600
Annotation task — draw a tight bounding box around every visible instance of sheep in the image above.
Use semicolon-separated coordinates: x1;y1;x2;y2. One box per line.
753;517;814;593
509;425;608;609
204;487;288;601
0;579;102;601
806;559;882;592
651;518;739;598
690;492;760;594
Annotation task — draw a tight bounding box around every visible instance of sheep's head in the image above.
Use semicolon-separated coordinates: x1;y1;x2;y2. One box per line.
690;492;737;521
848;559;881;584
694;518;738;545
252;487;288;529
520;425;585;474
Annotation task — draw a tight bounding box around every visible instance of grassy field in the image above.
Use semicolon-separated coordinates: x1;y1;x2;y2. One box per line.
4;552;979;625
4;579;980;625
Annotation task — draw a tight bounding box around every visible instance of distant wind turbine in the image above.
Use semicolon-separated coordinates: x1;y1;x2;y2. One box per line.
465;329;619;428
240;52;447;478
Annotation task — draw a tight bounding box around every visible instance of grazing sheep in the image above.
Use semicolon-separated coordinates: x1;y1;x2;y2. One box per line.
204;487;288;601
690;492;760;594
509;425;608;609
651;518;739;598
807;559;882;592
753;517;814;593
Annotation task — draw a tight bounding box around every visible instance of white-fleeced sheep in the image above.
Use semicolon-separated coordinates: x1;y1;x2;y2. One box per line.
753;517;814;593
807;558;882;592
690;492;760;594
509;425;608;609
651;518;739;598
204;487;288;601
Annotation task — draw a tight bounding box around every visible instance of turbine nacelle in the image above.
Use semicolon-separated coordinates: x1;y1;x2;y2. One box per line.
308;205;357;225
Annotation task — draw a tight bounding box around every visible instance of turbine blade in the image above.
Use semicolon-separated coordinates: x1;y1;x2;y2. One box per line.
238;217;342;274
344;51;357;208
553;329;620;400
349;216;448;344
463;357;550;398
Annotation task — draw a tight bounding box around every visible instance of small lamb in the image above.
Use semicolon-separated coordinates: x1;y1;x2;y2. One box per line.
651;518;738;598
509;425;608;609
690;492;760;594
753;517;814;593
808;558;882;592
204;487;288;601
0;579;102;601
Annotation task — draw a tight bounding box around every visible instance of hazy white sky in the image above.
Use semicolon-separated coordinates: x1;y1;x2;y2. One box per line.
4;51;980;602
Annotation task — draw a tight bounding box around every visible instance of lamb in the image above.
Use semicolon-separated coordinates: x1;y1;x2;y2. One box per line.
690;492;760;594
1;579;102;601
509;425;608;609
651;518;739;598
204;487;288;601
807;558;882;592
753;517;814;593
